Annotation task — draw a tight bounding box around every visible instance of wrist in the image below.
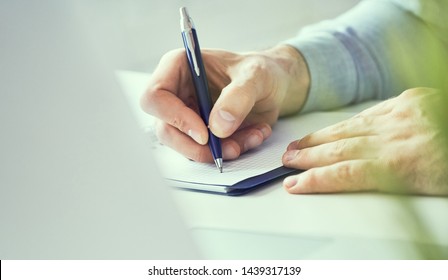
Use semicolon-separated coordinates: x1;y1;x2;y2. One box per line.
263;45;310;116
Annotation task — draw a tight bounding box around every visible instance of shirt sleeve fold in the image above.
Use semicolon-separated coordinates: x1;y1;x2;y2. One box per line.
284;0;448;113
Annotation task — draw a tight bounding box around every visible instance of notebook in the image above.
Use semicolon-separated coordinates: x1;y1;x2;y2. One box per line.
117;71;355;195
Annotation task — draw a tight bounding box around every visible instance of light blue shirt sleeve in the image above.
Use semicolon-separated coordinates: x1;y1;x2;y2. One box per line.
284;0;448;113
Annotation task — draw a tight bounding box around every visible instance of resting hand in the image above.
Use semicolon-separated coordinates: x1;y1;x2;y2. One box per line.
141;46;309;162
282;88;448;195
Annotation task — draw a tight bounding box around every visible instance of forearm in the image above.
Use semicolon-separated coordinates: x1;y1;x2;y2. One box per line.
284;0;448;113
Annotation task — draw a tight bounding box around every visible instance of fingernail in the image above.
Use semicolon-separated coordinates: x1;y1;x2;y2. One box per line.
215;109;236;134
188;129;204;144
244;134;262;151
284;150;298;162
284;176;298;189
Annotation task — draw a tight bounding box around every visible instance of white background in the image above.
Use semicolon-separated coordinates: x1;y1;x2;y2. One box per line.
77;0;359;71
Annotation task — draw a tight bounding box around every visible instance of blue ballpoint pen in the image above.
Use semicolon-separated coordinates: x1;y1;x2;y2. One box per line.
180;7;223;173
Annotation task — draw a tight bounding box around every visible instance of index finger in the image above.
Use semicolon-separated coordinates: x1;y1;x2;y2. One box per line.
140;49;209;145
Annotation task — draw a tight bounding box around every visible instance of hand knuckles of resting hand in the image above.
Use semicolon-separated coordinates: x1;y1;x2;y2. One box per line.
400;87;431;100
331;140;349;159
335;163;357;184
330;121;348;136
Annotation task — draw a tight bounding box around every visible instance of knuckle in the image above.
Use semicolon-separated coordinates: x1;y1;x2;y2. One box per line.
236;57;271;97
400;88;425;99
140;85;166;115
244;56;268;76
391;109;411;119
295;149;311;166
169;110;188;133
331;121;347;137
359;115;374;127
284;150;302;166
336;163;354;182
401;88;416;98
335;121;347;131
140;88;156;113
301;169;318;189
161;48;185;63
332;140;348;159
384;156;402;172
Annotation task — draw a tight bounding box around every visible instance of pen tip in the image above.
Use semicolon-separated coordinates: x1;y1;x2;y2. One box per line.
214;158;223;173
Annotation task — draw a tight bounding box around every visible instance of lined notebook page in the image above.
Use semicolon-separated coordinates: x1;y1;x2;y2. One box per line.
152;111;354;186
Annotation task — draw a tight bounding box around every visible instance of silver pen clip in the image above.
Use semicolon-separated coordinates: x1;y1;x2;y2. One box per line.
180;7;200;77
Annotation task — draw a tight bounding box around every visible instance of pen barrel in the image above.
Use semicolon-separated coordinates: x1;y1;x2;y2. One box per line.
182;29;222;160
182;29;212;125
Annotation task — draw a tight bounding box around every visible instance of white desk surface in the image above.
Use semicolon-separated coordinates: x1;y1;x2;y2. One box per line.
118;71;448;259
172;183;448;245
172;184;448;259
171;105;448;258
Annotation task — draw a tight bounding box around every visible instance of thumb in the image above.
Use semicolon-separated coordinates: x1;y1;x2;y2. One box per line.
208;79;257;138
